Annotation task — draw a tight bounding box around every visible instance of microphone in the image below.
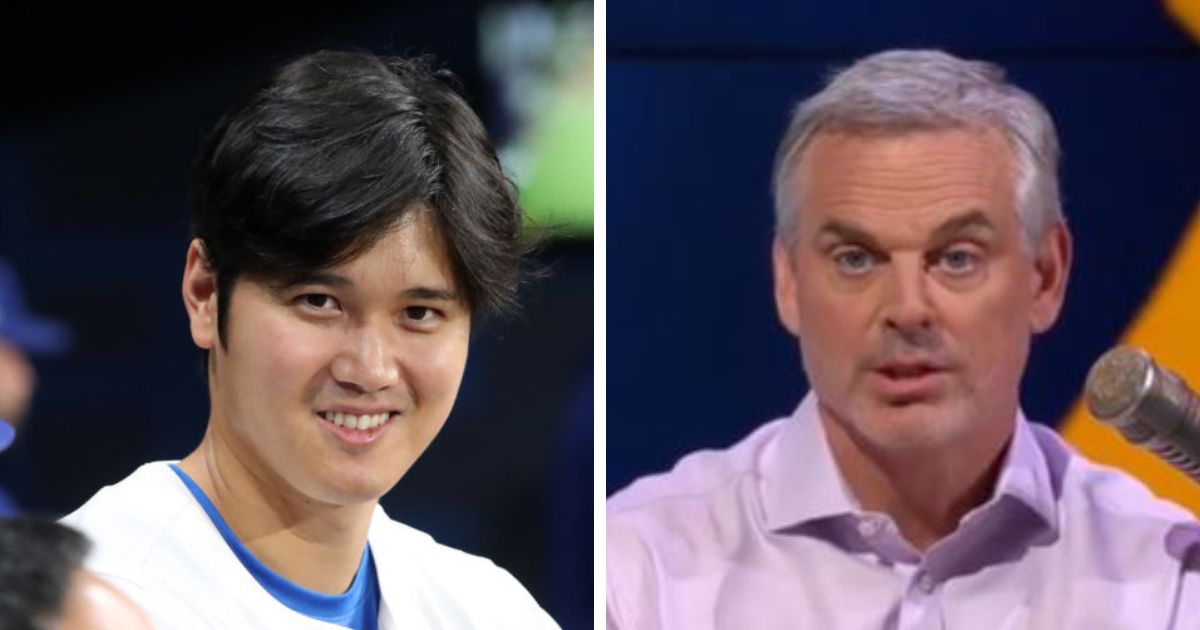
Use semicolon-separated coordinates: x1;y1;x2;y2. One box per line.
1084;346;1200;483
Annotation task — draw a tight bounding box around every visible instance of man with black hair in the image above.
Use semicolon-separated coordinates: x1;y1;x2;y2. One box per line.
0;518;151;630
62;50;558;628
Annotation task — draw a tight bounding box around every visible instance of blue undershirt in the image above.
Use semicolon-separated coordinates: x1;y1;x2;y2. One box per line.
169;464;380;629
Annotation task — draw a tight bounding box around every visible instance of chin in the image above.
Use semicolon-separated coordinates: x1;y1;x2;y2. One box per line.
855;400;970;452
319;485;387;508
303;470;397;507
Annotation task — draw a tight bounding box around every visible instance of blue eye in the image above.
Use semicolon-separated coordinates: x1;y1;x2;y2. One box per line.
832;247;877;276
936;248;982;276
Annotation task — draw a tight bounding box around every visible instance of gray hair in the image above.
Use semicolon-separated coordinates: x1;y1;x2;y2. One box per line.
772;49;1063;248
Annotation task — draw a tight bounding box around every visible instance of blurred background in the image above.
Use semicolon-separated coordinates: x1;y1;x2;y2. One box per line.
608;0;1200;514
0;2;592;628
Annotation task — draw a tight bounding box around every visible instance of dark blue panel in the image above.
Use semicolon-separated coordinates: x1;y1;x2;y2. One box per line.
607;55;1200;493
611;0;1194;56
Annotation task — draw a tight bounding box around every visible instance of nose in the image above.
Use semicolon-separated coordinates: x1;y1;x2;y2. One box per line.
330;319;401;394
881;257;935;338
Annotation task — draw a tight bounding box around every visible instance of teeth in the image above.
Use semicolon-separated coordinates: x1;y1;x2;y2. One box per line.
322;412;392;431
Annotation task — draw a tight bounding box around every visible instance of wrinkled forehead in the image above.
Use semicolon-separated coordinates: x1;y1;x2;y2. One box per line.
784;127;1019;236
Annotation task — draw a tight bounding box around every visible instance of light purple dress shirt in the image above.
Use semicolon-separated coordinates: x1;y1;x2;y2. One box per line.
607;394;1200;629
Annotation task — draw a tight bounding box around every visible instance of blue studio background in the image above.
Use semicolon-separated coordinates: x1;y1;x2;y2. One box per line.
608;2;1200;492
0;3;592;628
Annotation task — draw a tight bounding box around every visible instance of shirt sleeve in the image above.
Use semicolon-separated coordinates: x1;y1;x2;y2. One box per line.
607;511;660;630
607;603;623;630
94;571;201;630
494;568;562;630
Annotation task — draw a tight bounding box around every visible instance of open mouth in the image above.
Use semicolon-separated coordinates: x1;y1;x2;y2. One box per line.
878;364;942;379
870;361;950;401
317;411;397;432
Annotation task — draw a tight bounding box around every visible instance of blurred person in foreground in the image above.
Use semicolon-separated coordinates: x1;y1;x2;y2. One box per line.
607;49;1200;629
0;518;152;630
0;259;72;516
62;50;559;629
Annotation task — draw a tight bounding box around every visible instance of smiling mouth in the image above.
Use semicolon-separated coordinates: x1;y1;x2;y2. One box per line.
317;411;397;431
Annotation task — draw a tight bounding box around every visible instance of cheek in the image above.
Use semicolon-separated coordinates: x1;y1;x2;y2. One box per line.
794;281;875;389
796;275;876;346
403;328;470;406
228;317;333;411
948;281;1033;379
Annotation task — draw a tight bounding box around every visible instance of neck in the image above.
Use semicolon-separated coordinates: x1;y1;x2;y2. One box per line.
819;402;1013;552
179;423;374;594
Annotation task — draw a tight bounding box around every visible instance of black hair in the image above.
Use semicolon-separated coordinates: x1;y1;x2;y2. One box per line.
192;50;524;357
0;518;91;630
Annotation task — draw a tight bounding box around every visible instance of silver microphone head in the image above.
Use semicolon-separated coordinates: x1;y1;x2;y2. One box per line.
1085;346;1200;482
1086;347;1154;431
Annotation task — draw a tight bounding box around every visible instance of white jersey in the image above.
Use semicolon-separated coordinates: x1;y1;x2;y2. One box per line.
62;462;560;629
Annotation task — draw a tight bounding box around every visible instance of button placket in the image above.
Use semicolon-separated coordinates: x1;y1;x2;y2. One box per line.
857;517;883;538
914;571;936;595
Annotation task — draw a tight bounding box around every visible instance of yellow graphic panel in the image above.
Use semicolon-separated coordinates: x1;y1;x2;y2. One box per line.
1168;0;1200;40
1062;205;1200;516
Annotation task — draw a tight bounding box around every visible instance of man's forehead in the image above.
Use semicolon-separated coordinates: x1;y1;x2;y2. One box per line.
786;126;1018;231
799;125;1014;172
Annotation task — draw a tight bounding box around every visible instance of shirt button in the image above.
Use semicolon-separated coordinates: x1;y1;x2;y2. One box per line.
916;573;936;594
856;517;882;538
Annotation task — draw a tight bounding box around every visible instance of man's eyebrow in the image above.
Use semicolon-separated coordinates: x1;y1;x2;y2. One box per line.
273;272;459;301
814;210;997;247
814;219;882;248
274;271;352;290
929;210;997;242
402;287;459;302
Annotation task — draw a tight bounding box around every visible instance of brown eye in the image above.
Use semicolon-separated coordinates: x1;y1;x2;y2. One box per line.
299;294;341;311
405;306;434;321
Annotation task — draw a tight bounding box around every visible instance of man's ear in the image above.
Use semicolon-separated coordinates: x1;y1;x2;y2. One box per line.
182;239;218;350
1029;221;1072;334
773;234;803;337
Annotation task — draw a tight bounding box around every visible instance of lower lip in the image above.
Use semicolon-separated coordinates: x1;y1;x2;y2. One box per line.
318;415;393;447
869;370;949;400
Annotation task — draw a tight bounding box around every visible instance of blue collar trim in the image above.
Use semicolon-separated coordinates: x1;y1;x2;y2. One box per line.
169;463;379;628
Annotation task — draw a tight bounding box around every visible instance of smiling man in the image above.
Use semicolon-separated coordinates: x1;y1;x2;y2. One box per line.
607;50;1200;629
62;50;558;629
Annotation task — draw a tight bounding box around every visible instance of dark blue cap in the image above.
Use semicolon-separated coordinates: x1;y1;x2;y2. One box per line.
0;259;72;356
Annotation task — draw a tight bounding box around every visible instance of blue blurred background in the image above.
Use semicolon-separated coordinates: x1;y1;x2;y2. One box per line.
0;3;592;628
608;1;1200;493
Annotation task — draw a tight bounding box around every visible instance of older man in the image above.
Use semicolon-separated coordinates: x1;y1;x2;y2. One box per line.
607;50;1200;629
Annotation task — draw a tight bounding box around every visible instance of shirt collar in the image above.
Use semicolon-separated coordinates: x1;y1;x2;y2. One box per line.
988;408;1059;532
763;393;857;531
762;392;1059;535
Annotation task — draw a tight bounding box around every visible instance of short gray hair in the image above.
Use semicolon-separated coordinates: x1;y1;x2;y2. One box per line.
772;49;1062;247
